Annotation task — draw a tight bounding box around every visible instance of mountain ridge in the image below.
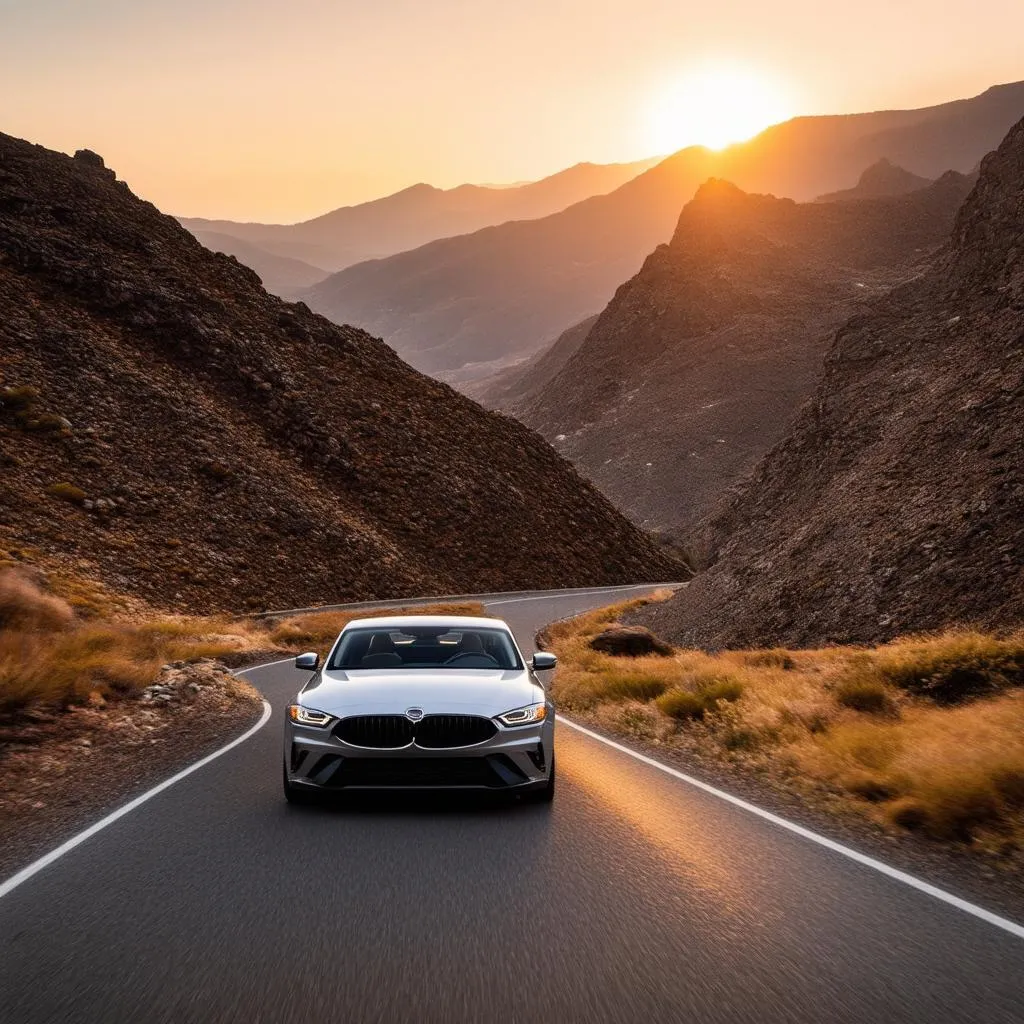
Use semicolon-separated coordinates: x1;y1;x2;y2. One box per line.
304;82;1024;382
178;157;658;274
509;171;974;540
635;114;1024;647
0;133;678;612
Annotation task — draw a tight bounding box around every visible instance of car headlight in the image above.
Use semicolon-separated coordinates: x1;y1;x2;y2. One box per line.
287;704;334;727
497;704;548;727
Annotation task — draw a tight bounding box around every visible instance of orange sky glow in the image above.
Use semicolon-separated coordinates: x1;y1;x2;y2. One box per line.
2;0;1022;222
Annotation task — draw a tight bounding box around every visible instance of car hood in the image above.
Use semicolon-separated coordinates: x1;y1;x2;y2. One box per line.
299;669;544;718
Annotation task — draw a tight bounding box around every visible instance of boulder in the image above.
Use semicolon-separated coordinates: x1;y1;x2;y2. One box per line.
589;626;673;658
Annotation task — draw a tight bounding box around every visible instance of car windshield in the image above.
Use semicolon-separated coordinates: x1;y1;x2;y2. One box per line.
328;626;522;671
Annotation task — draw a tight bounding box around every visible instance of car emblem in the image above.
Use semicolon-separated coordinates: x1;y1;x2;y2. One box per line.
405;708;425;722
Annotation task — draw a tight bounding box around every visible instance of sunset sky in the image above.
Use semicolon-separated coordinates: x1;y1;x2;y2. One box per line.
2;0;1022;222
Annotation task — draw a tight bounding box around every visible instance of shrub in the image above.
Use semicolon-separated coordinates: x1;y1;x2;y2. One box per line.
0;570;75;632
701;675;745;704
589;666;671;703
835;675;893;714
656;689;706;720
873;630;1024;704
655;675;744;721
46;482;87;505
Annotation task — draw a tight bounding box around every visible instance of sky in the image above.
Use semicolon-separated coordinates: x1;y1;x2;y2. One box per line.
2;0;1022;222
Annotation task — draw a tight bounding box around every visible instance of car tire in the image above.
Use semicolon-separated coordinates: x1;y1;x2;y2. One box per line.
526;754;555;804
283;763;318;806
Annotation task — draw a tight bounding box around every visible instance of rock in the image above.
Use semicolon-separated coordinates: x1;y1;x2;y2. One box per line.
589;626;674;658
73;149;106;169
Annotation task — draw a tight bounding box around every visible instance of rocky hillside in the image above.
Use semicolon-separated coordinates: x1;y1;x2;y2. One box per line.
815;159;932;202
0;134;679;613
304;82;1024;382
636;115;1024;648
514;172;973;540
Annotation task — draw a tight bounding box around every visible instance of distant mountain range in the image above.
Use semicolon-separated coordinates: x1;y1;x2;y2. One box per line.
482;170;973;542
638;113;1024;647
303;81;1024;380
0;135;675;612
178;158;657;293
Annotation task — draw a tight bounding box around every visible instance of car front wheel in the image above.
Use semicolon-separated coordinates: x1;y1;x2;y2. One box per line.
283;763;319;806
525;754;555;804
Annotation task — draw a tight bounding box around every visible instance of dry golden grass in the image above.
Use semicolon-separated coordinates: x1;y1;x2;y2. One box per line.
548;600;1024;853
0;569;488;715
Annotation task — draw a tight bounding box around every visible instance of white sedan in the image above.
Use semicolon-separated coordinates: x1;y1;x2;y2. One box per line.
283;615;557;803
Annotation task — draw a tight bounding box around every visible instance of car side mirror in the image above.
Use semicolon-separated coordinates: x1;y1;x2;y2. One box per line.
532;652;557;672
295;652;320;672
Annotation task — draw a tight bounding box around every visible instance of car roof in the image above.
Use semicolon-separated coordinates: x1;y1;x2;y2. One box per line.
341;615;512;631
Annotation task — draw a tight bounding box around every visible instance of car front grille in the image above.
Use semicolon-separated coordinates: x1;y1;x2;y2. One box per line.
335;716;414;749
415;715;497;748
334;714;497;749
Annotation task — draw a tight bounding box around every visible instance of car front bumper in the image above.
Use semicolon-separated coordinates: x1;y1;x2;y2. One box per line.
283;715;554;792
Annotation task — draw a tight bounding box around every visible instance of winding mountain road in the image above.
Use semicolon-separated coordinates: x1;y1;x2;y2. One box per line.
2;585;1022;1023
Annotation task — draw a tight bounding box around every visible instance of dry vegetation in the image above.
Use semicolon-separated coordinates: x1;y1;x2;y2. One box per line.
546;596;1024;855
0;567;484;716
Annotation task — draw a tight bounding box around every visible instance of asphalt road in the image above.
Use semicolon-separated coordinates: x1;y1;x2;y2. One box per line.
2;585;1022;1023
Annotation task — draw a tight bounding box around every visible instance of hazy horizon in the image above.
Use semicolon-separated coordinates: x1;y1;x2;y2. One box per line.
2;0;1023;221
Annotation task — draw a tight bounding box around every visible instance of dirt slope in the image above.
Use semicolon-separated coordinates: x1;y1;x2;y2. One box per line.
0;134;679;612
636;116;1024;648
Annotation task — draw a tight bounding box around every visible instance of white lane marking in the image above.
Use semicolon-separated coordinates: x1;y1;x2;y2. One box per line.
239;657;298;673
558;716;1024;941
487;585;660;607
0;701;273;901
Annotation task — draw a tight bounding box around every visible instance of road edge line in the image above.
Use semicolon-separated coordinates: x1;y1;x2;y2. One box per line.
0;700;273;901
557;715;1024;941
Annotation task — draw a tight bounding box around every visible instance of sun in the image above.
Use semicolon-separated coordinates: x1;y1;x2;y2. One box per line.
647;63;794;154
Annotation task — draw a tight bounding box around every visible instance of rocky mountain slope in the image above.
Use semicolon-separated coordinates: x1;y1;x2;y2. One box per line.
636;115;1024;648
304;83;1024;382
512;172;974;540
0;134;679;613
179;158;657;274
815;159;932;202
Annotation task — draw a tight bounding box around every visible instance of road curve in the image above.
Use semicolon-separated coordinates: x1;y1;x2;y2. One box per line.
1;585;1022;1023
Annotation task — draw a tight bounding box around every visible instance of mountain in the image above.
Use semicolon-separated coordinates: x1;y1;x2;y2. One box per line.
178;158;658;273
190;230;329;298
465;315;598;410
511;172;974;540
635;115;1024;649
0;135;679;613
304;82;1024;381
815;159;933;202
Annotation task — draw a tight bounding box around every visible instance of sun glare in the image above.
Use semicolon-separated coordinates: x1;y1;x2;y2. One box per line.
647;64;794;154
